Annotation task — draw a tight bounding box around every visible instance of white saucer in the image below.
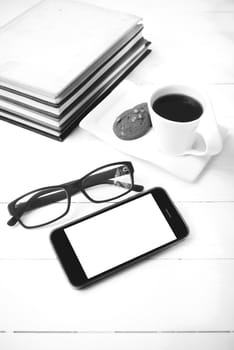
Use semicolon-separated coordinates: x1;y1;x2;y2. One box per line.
80;80;226;182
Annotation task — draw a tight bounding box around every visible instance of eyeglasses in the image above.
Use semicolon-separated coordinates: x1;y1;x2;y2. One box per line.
7;161;144;229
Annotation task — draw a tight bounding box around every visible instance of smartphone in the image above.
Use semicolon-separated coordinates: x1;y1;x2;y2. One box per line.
50;187;189;288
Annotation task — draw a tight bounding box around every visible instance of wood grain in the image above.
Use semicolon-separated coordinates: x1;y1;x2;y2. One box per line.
1;259;234;331
0;202;234;259
0;0;234;349
0;333;234;350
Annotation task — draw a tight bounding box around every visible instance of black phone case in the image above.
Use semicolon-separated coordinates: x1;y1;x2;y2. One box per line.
51;187;189;288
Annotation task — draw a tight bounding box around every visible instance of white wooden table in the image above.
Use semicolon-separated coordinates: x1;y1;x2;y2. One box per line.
0;0;234;349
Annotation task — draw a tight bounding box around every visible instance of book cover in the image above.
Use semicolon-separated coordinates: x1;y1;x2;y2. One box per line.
0;28;144;113
0;47;150;140
0;0;141;102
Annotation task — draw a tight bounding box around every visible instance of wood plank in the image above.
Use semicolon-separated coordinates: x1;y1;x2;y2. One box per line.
1;124;233;203
0;83;233;203
0;201;108;259
0;202;233;259
1;1;234;349
0;332;234;350
0;16;233;202
0;259;234;331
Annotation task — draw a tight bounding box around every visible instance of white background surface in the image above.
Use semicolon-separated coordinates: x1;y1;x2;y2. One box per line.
0;0;234;349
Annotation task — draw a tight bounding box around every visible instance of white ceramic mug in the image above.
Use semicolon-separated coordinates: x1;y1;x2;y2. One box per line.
148;84;213;156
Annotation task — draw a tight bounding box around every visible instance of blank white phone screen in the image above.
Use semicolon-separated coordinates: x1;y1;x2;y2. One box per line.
65;194;176;278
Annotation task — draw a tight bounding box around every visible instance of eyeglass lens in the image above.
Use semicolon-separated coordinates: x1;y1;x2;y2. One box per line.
82;164;133;202
14;187;69;227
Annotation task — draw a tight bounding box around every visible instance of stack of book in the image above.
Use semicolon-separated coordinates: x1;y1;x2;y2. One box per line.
0;0;150;140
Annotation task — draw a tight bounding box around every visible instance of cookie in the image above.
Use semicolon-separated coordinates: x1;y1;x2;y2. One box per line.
113;103;152;140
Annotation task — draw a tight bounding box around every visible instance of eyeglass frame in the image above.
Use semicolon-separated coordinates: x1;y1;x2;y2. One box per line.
7;161;144;229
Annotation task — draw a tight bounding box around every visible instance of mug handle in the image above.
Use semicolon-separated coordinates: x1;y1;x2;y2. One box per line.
183;131;223;157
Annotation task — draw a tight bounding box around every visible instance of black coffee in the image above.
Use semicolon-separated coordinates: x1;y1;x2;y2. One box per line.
152;93;203;122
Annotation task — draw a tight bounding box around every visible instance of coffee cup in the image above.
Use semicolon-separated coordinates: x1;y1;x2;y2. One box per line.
148;84;213;156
